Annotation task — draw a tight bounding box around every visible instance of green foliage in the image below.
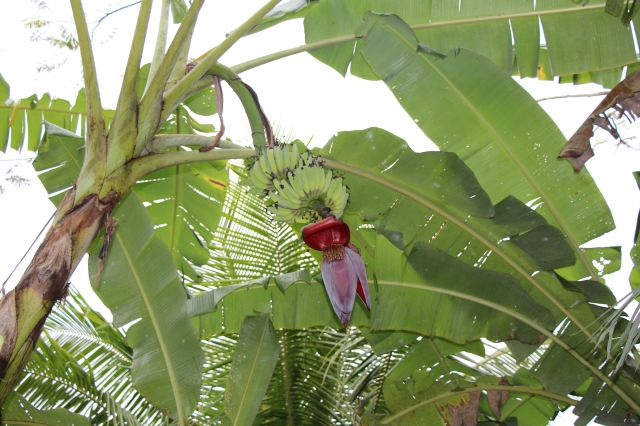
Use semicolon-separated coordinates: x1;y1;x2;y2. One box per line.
32;123;85;205
0;80;113;154
88;193;203;421
2;394;90;426
134;161;228;281
302;0;639;83
14;289;164;425
354;13;614;281
7;1;640;425
224;315;280;425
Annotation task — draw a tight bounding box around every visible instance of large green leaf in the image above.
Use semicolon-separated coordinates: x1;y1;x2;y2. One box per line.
539;0;636;76
317;127;640;410
224;315;280;425
356;14;614;281
134;161;228;281
190;236;555;346
196;181;317;288
320;128;599;329
2;394;90;426
372;237;555;344
88;193;203;421
303;0;636;81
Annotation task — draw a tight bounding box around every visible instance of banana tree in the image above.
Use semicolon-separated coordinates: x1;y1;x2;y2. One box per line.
2;0;640;425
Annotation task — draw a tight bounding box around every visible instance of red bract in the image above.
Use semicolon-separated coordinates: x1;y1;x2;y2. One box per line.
302;217;370;326
301;216;349;250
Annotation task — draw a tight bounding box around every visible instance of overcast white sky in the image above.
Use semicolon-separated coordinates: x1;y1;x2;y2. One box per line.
1;2;640;423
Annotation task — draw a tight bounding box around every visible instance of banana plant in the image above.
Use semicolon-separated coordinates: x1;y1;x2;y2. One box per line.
2;0;640;425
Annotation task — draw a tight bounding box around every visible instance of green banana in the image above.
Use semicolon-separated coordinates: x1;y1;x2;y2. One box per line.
247;143;350;223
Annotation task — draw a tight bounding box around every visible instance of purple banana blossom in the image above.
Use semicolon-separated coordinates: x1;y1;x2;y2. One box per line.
302;217;370;326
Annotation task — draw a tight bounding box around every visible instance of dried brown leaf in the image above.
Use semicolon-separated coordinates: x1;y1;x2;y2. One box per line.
559;70;640;171
487;378;510;419
446;391;481;426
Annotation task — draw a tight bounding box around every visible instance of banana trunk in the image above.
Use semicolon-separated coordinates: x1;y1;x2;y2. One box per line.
0;189;118;407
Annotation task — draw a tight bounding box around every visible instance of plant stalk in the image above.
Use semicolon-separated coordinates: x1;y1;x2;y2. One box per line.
145;0;171;92
0;190;119;407
147;134;246;152
103;148;256;196
107;0;153;175
161;0;282;115
136;0;206;154
70;0;107;200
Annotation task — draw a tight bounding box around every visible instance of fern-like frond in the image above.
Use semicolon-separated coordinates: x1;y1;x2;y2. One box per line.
16;288;166;425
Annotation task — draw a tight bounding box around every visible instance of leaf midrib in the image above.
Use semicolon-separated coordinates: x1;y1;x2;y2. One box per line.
115;231;186;424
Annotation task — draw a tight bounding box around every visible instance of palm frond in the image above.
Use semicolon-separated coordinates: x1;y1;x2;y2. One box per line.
196;177;317;289
16;288;166;425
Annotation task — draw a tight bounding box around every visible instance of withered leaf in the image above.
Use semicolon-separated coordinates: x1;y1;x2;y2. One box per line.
559;70;640;171
446;391;481;426
487;378;510;419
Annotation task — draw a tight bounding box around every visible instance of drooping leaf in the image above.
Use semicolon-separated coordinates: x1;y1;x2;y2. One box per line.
1;394;90;426
224;315;280;425
0;77;112;154
322;127;494;222
380;339;569;425
372;237;554;345
572;374;640;425
539;1;636;76
170;0;188;23
0;74;11;152
559;70;640;170
320;128;592;327
88;193;203;420
355;14;614;280
383;338;485;425
187;270;314;317
191;235;555;346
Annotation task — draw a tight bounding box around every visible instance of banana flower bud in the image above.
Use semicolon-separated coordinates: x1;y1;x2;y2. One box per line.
301;217;370;326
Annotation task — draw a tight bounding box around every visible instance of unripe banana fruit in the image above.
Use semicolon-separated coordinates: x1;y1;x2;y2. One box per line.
247;144;349;223
248;144;309;191
268;166;348;223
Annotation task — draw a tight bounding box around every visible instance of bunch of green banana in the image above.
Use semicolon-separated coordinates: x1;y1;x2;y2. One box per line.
267;165;348;223
249;144;308;191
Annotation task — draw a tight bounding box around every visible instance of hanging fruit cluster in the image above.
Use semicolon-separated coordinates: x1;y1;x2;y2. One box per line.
248;144;349;222
247;144;370;326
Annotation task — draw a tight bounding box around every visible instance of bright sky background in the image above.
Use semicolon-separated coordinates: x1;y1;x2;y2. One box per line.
1;1;640;424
